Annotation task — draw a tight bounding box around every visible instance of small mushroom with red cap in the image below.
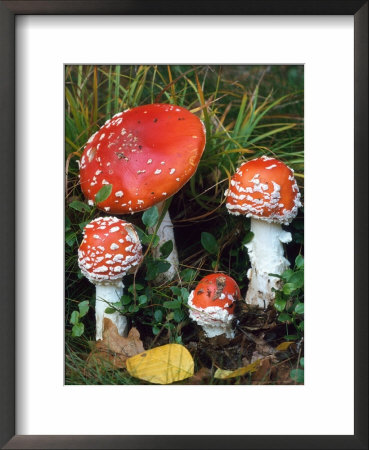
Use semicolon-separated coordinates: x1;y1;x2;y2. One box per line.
225;156;302;309
78;217;143;340
79;104;206;283
187;273;241;338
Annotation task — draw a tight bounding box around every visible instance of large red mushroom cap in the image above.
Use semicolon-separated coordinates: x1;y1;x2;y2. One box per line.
78;217;142;284
187;274;241;338
225;156;301;225
79;104;206;214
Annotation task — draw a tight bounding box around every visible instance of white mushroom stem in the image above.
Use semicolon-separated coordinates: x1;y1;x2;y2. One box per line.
95;281;128;340
149;203;179;284
188;291;235;338
245;218;292;309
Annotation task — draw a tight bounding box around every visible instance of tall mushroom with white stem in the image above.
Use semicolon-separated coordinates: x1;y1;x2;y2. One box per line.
78;217;143;340
79;104;206;283
225;156;302;309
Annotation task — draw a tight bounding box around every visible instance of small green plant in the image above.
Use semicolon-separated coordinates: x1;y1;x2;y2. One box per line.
290;356;304;383
69;300;90;337
270;254;304;341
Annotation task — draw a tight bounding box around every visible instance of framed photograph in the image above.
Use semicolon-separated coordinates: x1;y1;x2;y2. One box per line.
1;1;367;449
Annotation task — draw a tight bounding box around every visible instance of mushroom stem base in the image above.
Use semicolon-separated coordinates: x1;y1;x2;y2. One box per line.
95;282;127;340
149;204;179;283
245;219;292;309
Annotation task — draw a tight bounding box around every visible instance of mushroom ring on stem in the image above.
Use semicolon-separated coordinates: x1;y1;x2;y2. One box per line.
78;217;143;340
79;104;206;283
226;156;302;309
188;273;241;338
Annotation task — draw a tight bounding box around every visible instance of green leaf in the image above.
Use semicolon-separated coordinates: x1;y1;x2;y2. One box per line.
160;240;173;258
278;312;291;323
78;300;89;318
269;272;283;280
70;311;80;325
95;184;112;204
274;297;287;312
154;310;163;322
242;231;254;245
104;307;116;314
121;295;132;305
72;322;84;337
150;235;160;248
166;312;174;321
180;268;196;282
288;271;304;289
298;320;304;331
79;220;90;230
170;286;182;296
290;368;304;383
295;254;304;269
281;269;294;281
300;357;304;368
138;295;147;305
201;232;219;255
69;200;91;213
146;259;171;280
295;303;304;314
152;325;160;335
180;288;189;301
173;309;185;323
128;284;144;294
128;304;139;313
65;230;77;248
142;206;159;228
65;215;72;231
283;283;297;295
135;226;148;243
284;334;298;341
163;300;182;309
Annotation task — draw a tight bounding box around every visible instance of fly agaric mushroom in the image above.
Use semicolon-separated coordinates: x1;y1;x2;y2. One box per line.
225;156;302;309
79;104;206;283
187;273;241;338
78;217;143;340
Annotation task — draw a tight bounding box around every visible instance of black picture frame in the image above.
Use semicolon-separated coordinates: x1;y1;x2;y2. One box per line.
1;1;367;449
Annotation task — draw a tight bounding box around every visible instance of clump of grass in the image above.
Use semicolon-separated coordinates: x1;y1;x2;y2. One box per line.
65;65;304;385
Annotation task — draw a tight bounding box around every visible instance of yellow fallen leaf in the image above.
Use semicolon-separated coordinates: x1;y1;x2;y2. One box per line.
126;344;194;384
214;359;261;379
276;341;295;351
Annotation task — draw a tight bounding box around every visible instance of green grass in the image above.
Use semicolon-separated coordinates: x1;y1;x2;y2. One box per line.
65;65;304;385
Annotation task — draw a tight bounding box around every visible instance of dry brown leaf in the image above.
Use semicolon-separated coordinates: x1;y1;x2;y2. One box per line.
271;361;293;383
87;319;144;369
252;356;273;383
188;367;212;384
126;344;194;384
